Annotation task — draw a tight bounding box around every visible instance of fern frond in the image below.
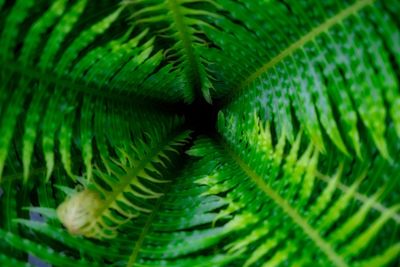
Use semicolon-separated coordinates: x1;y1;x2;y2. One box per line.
2;155;235;266
123;0;219;102
202;111;400;266
0;175;106;266
0;0;189;184
122;154;239;266
57;126;191;239
0;228;103;267
0;0;399;266
205;0;400;159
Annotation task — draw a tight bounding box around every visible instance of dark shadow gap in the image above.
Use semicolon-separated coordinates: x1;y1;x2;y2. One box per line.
175;98;220;137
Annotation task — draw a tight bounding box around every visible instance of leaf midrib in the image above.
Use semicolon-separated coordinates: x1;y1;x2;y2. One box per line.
223;141;348;267
235;0;375;94
0;60;146;104
126;188;167;267
167;0;201;93
92;131;181;226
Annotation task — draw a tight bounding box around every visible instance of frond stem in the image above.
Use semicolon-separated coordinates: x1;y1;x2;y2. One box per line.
167;0;201;95
0;60;155;105
126;185;169;266
222;140;348;267
92;130;183;227
234;0;375;97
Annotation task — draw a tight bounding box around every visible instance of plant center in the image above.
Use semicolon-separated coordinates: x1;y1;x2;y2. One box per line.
180;99;219;136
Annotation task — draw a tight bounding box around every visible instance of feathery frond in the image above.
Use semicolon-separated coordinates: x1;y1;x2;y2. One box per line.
57;125;191;239
206;0;400;159
0;0;399;266
122;0;219;102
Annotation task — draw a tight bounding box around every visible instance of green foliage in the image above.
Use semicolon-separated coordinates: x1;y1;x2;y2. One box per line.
122;0;219;102
0;0;399;266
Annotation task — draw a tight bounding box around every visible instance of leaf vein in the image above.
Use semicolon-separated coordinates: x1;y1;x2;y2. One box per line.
238;0;375;92
223;142;348;267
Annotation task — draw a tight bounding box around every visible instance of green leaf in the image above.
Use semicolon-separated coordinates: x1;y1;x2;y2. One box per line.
0;0;399;266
